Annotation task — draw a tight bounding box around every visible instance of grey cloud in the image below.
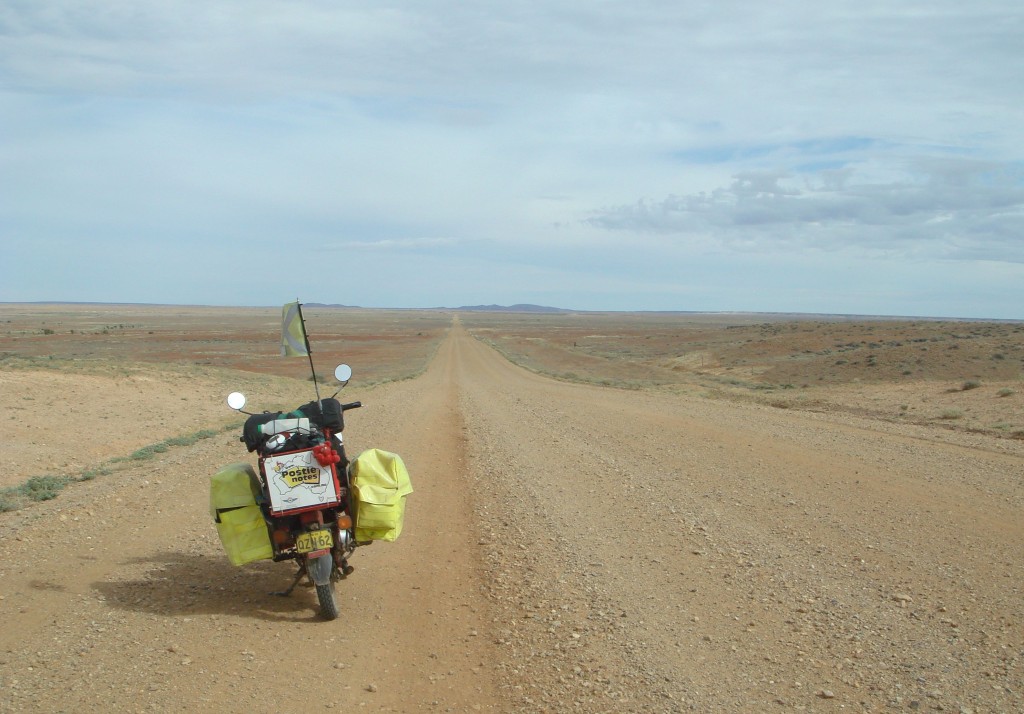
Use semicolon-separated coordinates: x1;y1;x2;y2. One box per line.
588;159;1024;262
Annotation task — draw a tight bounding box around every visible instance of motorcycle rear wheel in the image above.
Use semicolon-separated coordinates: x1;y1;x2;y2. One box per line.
316;582;339;620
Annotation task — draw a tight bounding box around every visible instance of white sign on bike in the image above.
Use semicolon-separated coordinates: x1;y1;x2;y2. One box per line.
262;449;340;514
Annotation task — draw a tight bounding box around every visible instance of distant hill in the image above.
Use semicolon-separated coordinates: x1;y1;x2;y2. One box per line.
451;304;572;313
8;302;1012;321
303;303;360;309
304;302;570;313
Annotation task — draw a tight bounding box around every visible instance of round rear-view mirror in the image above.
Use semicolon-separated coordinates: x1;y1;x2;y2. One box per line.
227;392;246;410
334;364;353;383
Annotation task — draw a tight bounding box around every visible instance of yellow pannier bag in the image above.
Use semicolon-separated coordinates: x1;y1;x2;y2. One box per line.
210;462;273;566
351;449;413;542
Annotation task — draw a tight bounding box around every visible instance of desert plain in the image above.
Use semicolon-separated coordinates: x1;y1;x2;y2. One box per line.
0;303;1021;713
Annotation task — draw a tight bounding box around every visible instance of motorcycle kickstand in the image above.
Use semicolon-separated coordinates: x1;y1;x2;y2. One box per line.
272;565;307;597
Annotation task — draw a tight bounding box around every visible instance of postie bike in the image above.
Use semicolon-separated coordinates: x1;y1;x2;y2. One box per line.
210;304;412;619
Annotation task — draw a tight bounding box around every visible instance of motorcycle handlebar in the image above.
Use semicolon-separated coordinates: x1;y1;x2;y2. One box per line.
341;401;362;411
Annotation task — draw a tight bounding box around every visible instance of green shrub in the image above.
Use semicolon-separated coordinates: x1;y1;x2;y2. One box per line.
129;443;168;461
18;475;72;502
80;466;111;481
961;380;982;391
162;428;222;448
123;427;229;463
2;425;232;512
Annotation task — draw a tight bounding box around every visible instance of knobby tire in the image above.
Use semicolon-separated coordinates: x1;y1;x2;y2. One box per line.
316;582;339;620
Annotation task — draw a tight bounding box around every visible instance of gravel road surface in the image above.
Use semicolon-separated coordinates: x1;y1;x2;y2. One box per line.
1;321;1020;712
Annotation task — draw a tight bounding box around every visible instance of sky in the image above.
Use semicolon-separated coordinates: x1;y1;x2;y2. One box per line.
2;1;1023;318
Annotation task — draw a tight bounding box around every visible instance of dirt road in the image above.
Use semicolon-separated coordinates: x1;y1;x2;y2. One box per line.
1;321;1021;712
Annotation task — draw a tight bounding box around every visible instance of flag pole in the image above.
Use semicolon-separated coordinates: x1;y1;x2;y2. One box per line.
294;299;321;403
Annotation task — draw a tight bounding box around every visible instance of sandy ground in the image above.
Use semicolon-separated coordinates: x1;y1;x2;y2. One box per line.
0;321;1021;712
0;366;243;486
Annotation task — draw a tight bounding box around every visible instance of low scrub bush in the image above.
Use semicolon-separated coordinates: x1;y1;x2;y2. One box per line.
129;427;224;461
1;425;232;513
20;475;72;501
0;475;73;511
80;466;111;481
164;429;218;447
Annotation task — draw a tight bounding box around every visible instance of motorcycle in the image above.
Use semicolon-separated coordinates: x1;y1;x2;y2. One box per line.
220;363;363;620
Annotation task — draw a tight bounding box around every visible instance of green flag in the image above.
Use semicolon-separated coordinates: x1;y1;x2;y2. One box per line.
281;302;309;357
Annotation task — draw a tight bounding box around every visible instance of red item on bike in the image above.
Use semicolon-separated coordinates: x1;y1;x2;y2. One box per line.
313;443;340;467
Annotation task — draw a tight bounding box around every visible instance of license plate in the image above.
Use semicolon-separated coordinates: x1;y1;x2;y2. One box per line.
296;529;333;553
